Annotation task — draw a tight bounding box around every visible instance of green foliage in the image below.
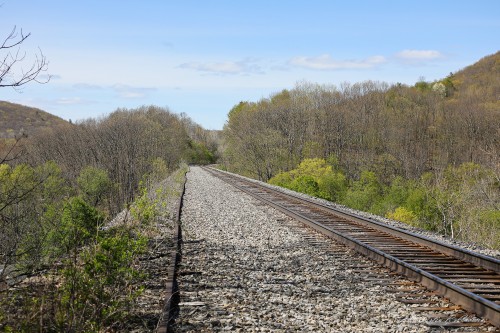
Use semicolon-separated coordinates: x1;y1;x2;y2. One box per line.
77;166;112;207
0;164;36;207
386;207;417;225
370;176;418;217
0;161;69;272
56;226;146;332
295;158;332;178
1;104;201;328
342;171;383;213
131;164;187;229
150;157;169;183
176;162;189;183
1;159;151;331
317;171;348;202
269;171;294;188
223;53;499;248
269;158;347;201
380;176;409;208
403;184;439;231
290;175;320;196
130;182;159;225
186;140;216;165
47;196;104;257
227;101;250;121
476;210;500;249
415;79;431;91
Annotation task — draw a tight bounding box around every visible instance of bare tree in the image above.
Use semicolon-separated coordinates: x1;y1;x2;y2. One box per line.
0;25;50;89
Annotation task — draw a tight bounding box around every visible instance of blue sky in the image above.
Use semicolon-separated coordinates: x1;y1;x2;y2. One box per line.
1;1;498;130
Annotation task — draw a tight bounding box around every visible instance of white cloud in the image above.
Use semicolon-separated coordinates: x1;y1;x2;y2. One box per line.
55;97;92;105
111;84;156;99
180;61;241;73
289;54;386;70
71;83;155;98
396;49;443;61
178;59;263;75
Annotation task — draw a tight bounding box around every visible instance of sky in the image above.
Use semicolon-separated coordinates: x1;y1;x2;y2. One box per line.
1;1;499;130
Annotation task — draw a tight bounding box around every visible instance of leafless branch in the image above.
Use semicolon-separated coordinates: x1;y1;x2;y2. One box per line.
0;26;50;89
1;26;30;49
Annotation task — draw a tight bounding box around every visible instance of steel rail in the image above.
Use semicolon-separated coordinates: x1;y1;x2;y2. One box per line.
204;167;500;327
156;176;186;333
276;187;499;273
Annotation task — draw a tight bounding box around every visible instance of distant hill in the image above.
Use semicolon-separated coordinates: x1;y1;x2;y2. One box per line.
0;101;70;139
447;51;500;104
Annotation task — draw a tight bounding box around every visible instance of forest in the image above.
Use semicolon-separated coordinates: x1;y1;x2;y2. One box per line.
0;105;218;331
222;52;500;249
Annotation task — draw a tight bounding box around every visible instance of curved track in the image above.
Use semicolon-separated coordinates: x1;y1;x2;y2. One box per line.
204;167;500;327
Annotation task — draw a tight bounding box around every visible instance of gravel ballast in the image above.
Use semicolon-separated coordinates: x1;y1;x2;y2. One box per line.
174;167;436;332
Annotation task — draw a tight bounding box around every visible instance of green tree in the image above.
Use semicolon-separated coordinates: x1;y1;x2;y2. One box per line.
0;162;66;278
47;196;104;259
77;166;113;207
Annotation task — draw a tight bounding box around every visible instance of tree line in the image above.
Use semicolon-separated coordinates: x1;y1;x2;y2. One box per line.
223;79;498;182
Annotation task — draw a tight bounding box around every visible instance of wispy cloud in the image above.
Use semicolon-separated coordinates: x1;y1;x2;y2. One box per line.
178;58;264;75
55;97;93;105
71;83;155;98
73;83;103;90
111;84;156;99
289;54;386;70
396;49;444;61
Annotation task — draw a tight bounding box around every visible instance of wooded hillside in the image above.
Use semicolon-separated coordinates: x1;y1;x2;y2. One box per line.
222;52;500;249
0;101;68;139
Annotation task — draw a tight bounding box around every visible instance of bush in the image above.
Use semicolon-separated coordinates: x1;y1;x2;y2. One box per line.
290;175;320;196
130;182;159;225
317;171;347;202
56;226;146;332
268;171;294;188
386;207;417;225
476;210;500;249
341;171;382;212
46;196;104;258
269;158;347;201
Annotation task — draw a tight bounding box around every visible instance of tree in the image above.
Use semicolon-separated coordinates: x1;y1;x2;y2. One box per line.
1;25;49;89
0;162;66;280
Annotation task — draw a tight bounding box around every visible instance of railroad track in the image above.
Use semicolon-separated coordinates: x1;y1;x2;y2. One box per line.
203;167;500;328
